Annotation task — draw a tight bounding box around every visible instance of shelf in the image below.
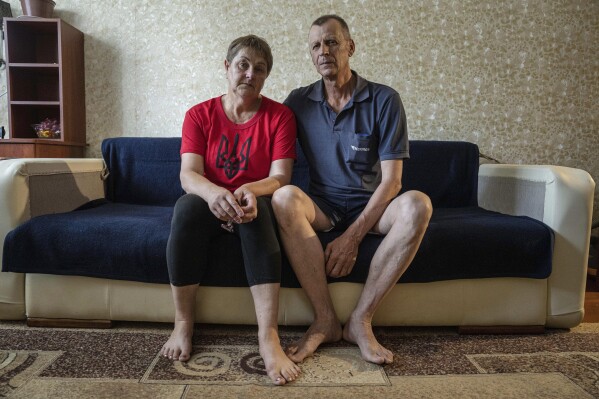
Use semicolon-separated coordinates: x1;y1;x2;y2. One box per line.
8;66;59;102
8;63;59;67
0;141;85;158
5;19;59;64
0;138;83;145
3;17;86;154
9;104;60;140
10;101;60;106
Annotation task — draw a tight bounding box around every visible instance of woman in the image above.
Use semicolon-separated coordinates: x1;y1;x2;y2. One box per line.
160;35;299;385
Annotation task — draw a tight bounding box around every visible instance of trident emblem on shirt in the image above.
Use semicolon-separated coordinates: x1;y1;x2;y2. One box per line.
216;133;252;179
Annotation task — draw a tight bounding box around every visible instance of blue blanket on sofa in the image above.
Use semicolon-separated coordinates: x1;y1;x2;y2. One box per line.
2;138;554;287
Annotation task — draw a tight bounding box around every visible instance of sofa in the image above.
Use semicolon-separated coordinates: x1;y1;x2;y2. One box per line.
0;137;595;330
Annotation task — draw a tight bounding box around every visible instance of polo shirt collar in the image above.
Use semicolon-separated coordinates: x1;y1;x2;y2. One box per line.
307;70;370;103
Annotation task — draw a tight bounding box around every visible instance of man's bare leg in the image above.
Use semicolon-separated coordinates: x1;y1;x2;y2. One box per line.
250;283;301;385
343;191;432;364
272;186;343;363
161;284;198;362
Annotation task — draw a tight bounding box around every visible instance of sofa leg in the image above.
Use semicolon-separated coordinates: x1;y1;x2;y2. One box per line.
27;317;113;329
458;325;545;335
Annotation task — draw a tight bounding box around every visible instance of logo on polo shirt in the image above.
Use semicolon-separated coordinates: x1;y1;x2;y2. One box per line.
216;133;252;179
351;145;370;151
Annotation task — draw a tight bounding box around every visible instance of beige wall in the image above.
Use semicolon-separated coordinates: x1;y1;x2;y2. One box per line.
3;0;598;220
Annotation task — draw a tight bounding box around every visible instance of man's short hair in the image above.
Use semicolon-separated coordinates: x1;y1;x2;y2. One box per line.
311;14;351;39
226;34;273;75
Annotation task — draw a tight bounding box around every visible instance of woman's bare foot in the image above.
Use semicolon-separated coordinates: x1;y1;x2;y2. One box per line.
161;320;194;362
286;317;342;363
343;315;393;364
259;329;301;385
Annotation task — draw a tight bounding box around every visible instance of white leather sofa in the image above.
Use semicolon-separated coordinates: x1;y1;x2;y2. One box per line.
0;157;595;329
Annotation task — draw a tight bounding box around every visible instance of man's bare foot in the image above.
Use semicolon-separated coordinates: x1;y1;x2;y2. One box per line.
343;316;393;364
286;317;342;363
161;320;194;362
259;329;301;385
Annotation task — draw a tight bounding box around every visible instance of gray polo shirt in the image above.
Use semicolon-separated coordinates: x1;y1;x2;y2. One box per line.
284;71;409;205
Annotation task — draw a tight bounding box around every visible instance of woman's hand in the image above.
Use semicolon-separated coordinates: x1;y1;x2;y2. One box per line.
234;186;258;223
208;186;244;223
180;153;243;222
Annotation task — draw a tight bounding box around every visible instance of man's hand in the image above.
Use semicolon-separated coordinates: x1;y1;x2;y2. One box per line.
324;232;360;278
234;186;258;223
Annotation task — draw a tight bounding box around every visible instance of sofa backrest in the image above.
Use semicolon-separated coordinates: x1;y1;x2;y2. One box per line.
401;140;479;207
102;137;479;208
102;137;184;206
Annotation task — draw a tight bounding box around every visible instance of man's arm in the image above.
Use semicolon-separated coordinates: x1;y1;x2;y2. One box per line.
325;159;403;277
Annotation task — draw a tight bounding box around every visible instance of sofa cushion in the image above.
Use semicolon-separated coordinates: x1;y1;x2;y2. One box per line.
3;201;553;286
1;200;263;287
292;140;479;208
102;138;479;209
400;141;479;208
317;206;554;285
102;137;184;206
3;200;173;283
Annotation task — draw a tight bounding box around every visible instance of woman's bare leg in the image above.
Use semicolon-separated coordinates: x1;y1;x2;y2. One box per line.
250;283;301;385
161;284;198;362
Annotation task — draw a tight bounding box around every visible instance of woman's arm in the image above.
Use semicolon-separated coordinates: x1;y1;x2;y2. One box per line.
180;152;243;222
234;158;294;222
236;158;294;197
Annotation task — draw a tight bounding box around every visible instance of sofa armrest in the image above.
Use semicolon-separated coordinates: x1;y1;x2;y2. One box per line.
0;158;106;320
478;164;596;328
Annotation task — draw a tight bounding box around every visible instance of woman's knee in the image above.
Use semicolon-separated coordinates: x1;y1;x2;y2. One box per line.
172;194;210;227
242;197;275;229
254;196;272;216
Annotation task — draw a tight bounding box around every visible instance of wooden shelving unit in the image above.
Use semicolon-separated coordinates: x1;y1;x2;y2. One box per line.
0;17;86;158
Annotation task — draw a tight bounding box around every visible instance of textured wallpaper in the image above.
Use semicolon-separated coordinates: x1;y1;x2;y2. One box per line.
2;0;598;220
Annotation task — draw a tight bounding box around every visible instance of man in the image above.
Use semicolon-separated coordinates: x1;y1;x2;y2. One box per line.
272;14;432;365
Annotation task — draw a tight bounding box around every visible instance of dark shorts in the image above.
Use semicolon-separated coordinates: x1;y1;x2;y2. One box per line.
309;193;369;232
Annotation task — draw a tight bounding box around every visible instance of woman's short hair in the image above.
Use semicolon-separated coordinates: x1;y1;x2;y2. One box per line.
226;35;273;75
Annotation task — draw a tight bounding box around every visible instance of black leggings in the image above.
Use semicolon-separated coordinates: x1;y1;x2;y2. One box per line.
166;193;281;287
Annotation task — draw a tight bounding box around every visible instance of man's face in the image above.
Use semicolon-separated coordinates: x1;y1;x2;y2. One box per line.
308;19;354;79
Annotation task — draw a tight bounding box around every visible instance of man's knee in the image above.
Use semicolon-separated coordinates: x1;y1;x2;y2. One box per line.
272;185;315;230
272;185;304;216
396;190;433;229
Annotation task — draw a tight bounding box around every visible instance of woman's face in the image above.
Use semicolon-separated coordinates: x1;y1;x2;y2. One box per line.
225;48;269;100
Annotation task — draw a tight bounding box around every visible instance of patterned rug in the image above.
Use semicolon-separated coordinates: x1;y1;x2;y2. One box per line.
1;321;598;398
